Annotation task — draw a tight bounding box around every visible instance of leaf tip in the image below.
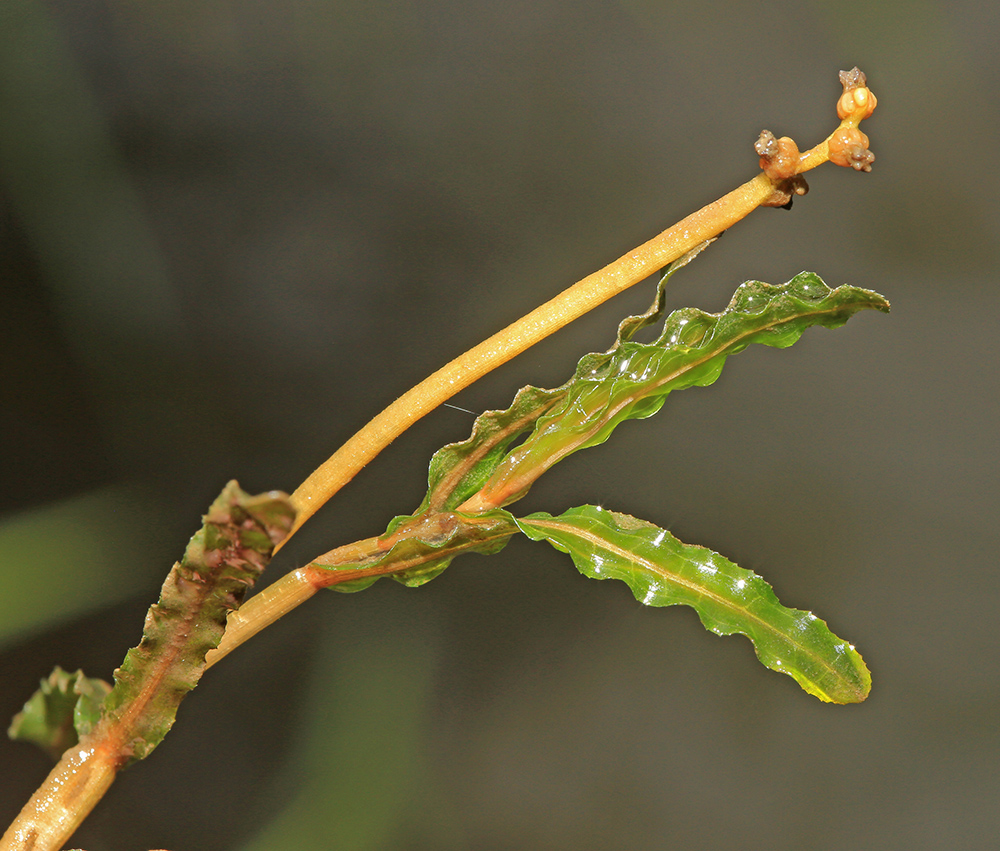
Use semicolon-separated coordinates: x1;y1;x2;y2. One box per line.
799;642;872;704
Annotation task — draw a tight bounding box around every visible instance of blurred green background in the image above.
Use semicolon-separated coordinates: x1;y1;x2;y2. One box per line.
2;0;997;848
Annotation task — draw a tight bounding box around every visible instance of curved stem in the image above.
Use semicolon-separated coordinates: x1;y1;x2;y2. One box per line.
279;69;877;546
280;173;775;545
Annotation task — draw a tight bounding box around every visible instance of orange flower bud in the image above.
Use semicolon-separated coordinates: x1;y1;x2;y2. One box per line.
836;67;877;121
828;126;875;172
755;130;802;180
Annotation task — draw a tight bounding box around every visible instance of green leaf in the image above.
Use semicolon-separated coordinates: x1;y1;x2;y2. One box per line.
419;245;713;513
477;273;889;507
421;385;565;512
8;667;111;760
516;506;871;703
319;511;518;592
99;481;295;765
72;671;110;739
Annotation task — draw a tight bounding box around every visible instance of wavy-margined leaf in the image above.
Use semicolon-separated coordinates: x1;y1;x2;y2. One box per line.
8;667;111;760
315;510;518;592
421;386;565;512
98;482;295;765
420;245;714;512
517;506;871;703
475;273;889;507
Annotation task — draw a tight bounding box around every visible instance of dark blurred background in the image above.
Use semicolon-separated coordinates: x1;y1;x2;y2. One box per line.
2;1;997;849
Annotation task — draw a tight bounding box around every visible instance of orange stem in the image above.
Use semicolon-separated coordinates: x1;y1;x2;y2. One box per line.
280;173;774;546
278;71;877;546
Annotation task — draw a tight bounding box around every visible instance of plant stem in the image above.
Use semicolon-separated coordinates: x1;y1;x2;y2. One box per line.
278;69;876;546
208;513;517;668
279;176;772;545
0;745;117;851
204;566;345;670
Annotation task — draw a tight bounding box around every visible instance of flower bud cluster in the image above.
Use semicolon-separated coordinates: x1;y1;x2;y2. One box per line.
830;67;877;171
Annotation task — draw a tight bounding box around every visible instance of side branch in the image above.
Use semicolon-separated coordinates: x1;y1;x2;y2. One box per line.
208;511;518;668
